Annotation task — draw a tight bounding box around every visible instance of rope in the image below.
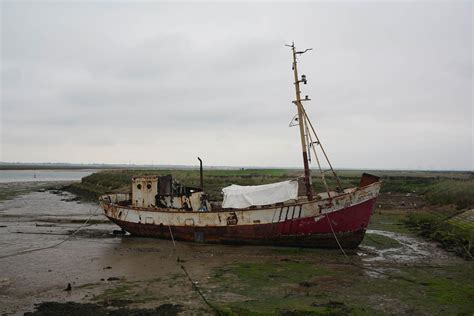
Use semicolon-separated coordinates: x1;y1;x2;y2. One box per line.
305;115;331;197
326;213;347;258
301;106;343;191
0;205;101;260
180;264;220;314
167;224;221;315
168;224;176;248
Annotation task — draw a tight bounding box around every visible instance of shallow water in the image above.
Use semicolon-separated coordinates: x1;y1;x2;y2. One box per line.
0;169;97;183
0;189;114;261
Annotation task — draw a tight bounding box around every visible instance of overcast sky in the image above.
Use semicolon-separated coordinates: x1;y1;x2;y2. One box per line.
1;1;472;170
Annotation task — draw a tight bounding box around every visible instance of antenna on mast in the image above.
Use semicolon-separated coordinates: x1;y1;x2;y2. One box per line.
286;42;342;196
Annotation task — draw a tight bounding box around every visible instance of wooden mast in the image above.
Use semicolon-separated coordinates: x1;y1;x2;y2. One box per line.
289;43;313;200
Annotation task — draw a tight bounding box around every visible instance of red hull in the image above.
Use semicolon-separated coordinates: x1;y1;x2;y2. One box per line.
108;198;377;249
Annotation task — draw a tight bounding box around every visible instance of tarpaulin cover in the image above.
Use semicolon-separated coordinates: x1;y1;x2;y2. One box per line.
222;180;298;209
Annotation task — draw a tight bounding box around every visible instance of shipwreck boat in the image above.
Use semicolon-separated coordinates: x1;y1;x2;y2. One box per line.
100;43;381;249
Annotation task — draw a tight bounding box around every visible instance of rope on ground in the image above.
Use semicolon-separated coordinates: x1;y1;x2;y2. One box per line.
180;264;221;314
0;205;101;260
167;224;221;315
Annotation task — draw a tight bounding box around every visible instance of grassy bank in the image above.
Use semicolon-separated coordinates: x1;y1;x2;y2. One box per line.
424;180;474;209
66;169;473;207
403;210;474;259
65;169;296;201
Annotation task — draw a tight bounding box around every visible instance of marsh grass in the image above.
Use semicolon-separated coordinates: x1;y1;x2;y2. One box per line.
66;169;297;201
403;211;474;259
67;169;473;208
424;180;474;209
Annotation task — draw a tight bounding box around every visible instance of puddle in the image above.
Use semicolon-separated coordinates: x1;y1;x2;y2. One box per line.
360;229;456;264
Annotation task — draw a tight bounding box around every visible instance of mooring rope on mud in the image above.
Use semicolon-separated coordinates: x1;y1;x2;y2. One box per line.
326;213;348;258
179;264;221;314
0;205;101;260
167;224;221;315
168;224;176;249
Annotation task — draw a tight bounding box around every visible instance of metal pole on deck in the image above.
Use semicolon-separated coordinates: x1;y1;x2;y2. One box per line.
197;157;203;191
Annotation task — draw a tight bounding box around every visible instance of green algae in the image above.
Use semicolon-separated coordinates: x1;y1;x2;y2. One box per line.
367;212;410;234
209;261;372;315
76;282;101;289
93;281;159;307
210;262;474;315
93;284;135;304
361;233;402;250
212;261;334;293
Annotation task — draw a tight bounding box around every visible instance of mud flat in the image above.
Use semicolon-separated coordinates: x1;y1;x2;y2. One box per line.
0;182;473;315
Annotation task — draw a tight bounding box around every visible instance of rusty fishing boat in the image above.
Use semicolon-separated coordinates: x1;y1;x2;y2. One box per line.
100;44;382;248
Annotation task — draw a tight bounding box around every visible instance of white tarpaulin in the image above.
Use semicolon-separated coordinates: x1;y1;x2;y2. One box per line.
222;180;298;209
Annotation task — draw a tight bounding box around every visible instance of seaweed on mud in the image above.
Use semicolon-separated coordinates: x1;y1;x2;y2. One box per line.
225;301;354;316
310;301;353;315
24;302;183;316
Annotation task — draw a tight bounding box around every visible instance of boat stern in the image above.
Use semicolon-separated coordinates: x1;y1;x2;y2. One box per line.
99;193;130;218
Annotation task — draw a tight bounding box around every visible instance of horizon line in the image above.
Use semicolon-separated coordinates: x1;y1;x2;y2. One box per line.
0;161;472;172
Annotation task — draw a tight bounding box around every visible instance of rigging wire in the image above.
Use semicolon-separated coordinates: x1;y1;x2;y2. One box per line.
304;115;331;197
301;106;343;191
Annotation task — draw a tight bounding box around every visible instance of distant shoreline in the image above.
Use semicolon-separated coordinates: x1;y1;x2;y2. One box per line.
0;166;105;170
0;163;472;173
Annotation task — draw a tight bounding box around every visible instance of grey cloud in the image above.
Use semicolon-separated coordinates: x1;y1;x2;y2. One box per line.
1;1;472;170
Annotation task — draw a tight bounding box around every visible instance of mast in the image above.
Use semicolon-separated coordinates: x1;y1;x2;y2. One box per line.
288;43;313;201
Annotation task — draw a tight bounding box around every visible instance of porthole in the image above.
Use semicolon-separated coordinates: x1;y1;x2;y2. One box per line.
147;183;152;190
137;184;142;189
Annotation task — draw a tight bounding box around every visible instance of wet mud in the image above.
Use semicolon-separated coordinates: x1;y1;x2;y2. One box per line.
0;183;472;315
361;229;456;263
